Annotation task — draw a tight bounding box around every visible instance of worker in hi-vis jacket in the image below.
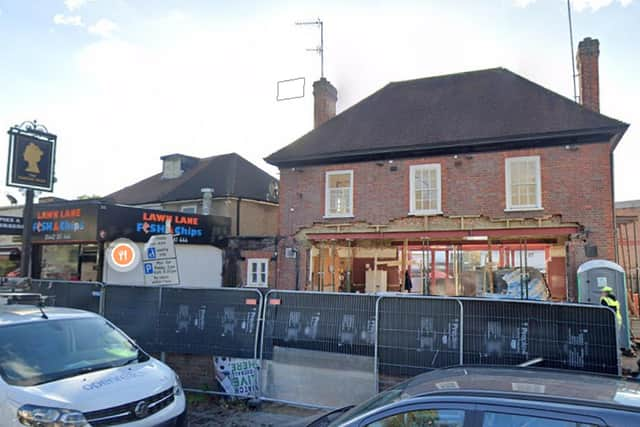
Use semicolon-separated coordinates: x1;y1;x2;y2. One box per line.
600;286;622;329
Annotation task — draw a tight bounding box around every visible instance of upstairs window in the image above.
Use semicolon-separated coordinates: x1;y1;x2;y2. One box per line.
180;205;197;214
162;158;183;179
325;170;353;217
505;156;542;210
247;258;268;287
410;164;442;215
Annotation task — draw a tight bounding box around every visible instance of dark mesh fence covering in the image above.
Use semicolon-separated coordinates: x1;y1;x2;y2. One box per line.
102;285;161;353
460;299;619;375
260;291;378;407
158;287;261;358
30;280;102;313
377;296;463;390
23;281;619;405
261;291;378;359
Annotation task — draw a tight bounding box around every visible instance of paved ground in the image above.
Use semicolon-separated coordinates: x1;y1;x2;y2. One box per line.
187;394;324;427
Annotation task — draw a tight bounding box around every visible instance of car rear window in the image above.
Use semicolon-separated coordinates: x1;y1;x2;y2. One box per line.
482;412;598;427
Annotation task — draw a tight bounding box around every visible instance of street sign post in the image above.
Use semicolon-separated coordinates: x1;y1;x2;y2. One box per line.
143;234;180;286
6;121;57;278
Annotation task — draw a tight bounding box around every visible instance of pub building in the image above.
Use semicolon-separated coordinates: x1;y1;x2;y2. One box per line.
28;200;230;285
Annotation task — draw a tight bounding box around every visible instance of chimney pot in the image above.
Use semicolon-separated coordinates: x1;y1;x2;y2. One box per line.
577;37;600;112
313;78;338;128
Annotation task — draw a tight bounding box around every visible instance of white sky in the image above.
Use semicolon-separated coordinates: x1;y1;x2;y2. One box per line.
0;0;638;203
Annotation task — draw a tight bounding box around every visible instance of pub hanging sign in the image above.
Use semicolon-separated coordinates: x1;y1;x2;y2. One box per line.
6;125;57;192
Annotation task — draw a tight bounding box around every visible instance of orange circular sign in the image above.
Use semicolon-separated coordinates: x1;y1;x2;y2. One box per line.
111;243;136;268
107;238;141;272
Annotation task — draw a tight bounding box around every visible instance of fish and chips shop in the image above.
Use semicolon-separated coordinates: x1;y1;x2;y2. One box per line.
30;201;230;286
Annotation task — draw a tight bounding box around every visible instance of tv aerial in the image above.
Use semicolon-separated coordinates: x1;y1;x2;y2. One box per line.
276;18;325;102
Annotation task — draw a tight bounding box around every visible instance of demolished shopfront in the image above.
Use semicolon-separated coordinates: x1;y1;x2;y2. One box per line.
301;215;579;301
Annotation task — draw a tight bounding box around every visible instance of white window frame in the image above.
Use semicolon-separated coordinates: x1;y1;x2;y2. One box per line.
324;170;354;218
247;258;269;287
180;205;197;214
505;156;543;211
409;164;442;215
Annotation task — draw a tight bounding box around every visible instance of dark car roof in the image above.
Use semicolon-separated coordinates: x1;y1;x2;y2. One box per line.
265;68;628;167
398;366;640;410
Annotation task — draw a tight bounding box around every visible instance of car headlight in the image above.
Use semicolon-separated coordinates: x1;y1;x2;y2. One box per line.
174;373;183;396
17;404;89;427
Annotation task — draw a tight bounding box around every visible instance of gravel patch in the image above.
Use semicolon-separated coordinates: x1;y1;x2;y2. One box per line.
187;394;324;427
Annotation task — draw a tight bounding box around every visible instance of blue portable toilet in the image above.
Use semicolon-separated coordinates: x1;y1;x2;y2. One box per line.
577;259;630;350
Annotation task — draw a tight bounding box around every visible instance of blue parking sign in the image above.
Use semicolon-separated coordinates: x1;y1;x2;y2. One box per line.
144;263;154;275
147;247;157;259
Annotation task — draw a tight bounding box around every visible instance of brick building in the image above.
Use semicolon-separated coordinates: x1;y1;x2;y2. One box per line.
616;200;640;295
266;38;628;300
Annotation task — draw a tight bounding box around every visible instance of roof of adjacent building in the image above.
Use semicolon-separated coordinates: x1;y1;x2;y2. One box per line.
265;68;628;167
105;153;278;205
616;200;640;209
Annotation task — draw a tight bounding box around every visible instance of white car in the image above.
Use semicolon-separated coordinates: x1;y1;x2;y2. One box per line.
0;304;187;426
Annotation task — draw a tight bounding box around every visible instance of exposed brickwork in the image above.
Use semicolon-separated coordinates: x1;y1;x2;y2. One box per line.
163;353;220;391
277;143;615;293
313;78;337;128
577;37;600;112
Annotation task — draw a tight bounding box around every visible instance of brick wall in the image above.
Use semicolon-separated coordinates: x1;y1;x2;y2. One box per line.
277;143;615;290
163;353;219;390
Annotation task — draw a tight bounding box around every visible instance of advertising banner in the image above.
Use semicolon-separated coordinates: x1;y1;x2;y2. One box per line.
213;357;260;396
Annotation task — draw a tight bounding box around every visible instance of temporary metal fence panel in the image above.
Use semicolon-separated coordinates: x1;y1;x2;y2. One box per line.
460;298;619;375
157;287;262;358
102;284;162;353
376;296;463;390
29;280;102;313
260;290;378;408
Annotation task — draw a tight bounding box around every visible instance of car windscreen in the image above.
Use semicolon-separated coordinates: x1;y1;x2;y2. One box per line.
0;317;147;386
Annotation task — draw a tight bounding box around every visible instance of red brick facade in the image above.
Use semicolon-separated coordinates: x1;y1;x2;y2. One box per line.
276;143;616;293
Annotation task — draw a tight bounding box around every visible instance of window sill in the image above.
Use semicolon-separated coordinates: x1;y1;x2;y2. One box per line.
504;207;544;212
323;215;355;219
408;211;443;216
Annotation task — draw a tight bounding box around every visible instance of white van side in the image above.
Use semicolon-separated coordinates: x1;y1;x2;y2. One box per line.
0;305;187;426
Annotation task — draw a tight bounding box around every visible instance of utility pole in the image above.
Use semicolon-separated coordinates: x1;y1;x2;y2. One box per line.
567;0;579;102
20;189;34;277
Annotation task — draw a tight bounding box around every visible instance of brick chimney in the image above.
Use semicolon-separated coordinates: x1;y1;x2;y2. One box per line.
313;78;337;128
576;37;600;112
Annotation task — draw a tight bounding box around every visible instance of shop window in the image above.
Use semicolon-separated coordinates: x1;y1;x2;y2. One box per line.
247;258;268;287
40;244;80;281
505;156;542;211
181;205;197;214
482;411;597;427
325;170;353;218
409;164;441;215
